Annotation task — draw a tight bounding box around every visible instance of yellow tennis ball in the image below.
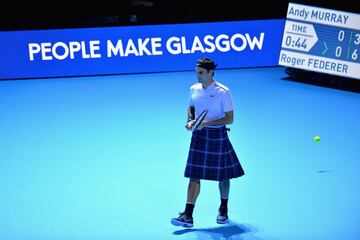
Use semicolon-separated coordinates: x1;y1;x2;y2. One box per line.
314;136;320;142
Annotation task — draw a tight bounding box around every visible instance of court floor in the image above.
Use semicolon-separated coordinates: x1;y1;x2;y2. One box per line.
1;66;359;240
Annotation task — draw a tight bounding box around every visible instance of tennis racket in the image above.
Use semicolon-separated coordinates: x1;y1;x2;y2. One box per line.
192;109;208;131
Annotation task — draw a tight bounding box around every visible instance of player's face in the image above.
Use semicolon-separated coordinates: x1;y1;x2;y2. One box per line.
196;67;212;84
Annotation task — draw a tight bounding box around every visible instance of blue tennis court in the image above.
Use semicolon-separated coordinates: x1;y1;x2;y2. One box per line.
1;66;359;240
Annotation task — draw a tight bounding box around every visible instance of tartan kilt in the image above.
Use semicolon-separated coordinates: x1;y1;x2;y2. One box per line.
184;126;244;181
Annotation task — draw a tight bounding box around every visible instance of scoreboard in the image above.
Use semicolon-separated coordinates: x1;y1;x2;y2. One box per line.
279;2;360;80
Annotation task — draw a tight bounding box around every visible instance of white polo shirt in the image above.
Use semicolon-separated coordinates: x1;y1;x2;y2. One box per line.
189;81;234;127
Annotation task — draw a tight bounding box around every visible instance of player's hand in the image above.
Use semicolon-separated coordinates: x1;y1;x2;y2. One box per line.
185;120;195;130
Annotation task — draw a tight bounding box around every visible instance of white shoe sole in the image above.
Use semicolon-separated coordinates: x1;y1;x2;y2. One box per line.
216;218;229;224
171;218;193;228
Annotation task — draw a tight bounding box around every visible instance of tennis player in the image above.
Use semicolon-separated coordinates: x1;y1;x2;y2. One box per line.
171;57;245;228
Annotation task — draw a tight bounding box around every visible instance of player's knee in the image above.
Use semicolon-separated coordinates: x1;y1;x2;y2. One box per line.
220;179;230;184
190;178;200;183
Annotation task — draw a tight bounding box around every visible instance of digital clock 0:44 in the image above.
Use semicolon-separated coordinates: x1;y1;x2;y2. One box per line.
281;21;318;52
284;36;307;49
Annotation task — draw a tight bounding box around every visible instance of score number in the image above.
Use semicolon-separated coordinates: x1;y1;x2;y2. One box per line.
334;30;359;61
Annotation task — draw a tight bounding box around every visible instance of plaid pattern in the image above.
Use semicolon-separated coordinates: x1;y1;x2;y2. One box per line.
184;126;244;181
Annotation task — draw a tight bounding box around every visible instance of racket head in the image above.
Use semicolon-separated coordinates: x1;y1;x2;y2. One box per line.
192;109;208;131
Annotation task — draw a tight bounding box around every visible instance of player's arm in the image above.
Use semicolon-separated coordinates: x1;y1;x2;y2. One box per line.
203;111;233;126
187;106;195;122
185;106;196;130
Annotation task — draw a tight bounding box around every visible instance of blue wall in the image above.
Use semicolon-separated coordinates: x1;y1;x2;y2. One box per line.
0;19;285;80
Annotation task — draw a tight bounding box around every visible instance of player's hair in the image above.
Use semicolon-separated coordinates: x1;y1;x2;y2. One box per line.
196;57;217;71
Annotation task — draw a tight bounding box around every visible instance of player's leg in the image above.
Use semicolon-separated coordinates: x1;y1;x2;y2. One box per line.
171;179;200;227
187;178;200;204
217;179;230;224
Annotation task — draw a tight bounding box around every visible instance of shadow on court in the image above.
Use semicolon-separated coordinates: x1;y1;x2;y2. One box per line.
172;221;265;240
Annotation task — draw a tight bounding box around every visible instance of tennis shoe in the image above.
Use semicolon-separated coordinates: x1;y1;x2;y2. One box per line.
216;206;229;224
171;212;194;228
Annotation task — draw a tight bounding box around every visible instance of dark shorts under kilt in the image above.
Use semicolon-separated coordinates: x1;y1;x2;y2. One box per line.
184;126;244;181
